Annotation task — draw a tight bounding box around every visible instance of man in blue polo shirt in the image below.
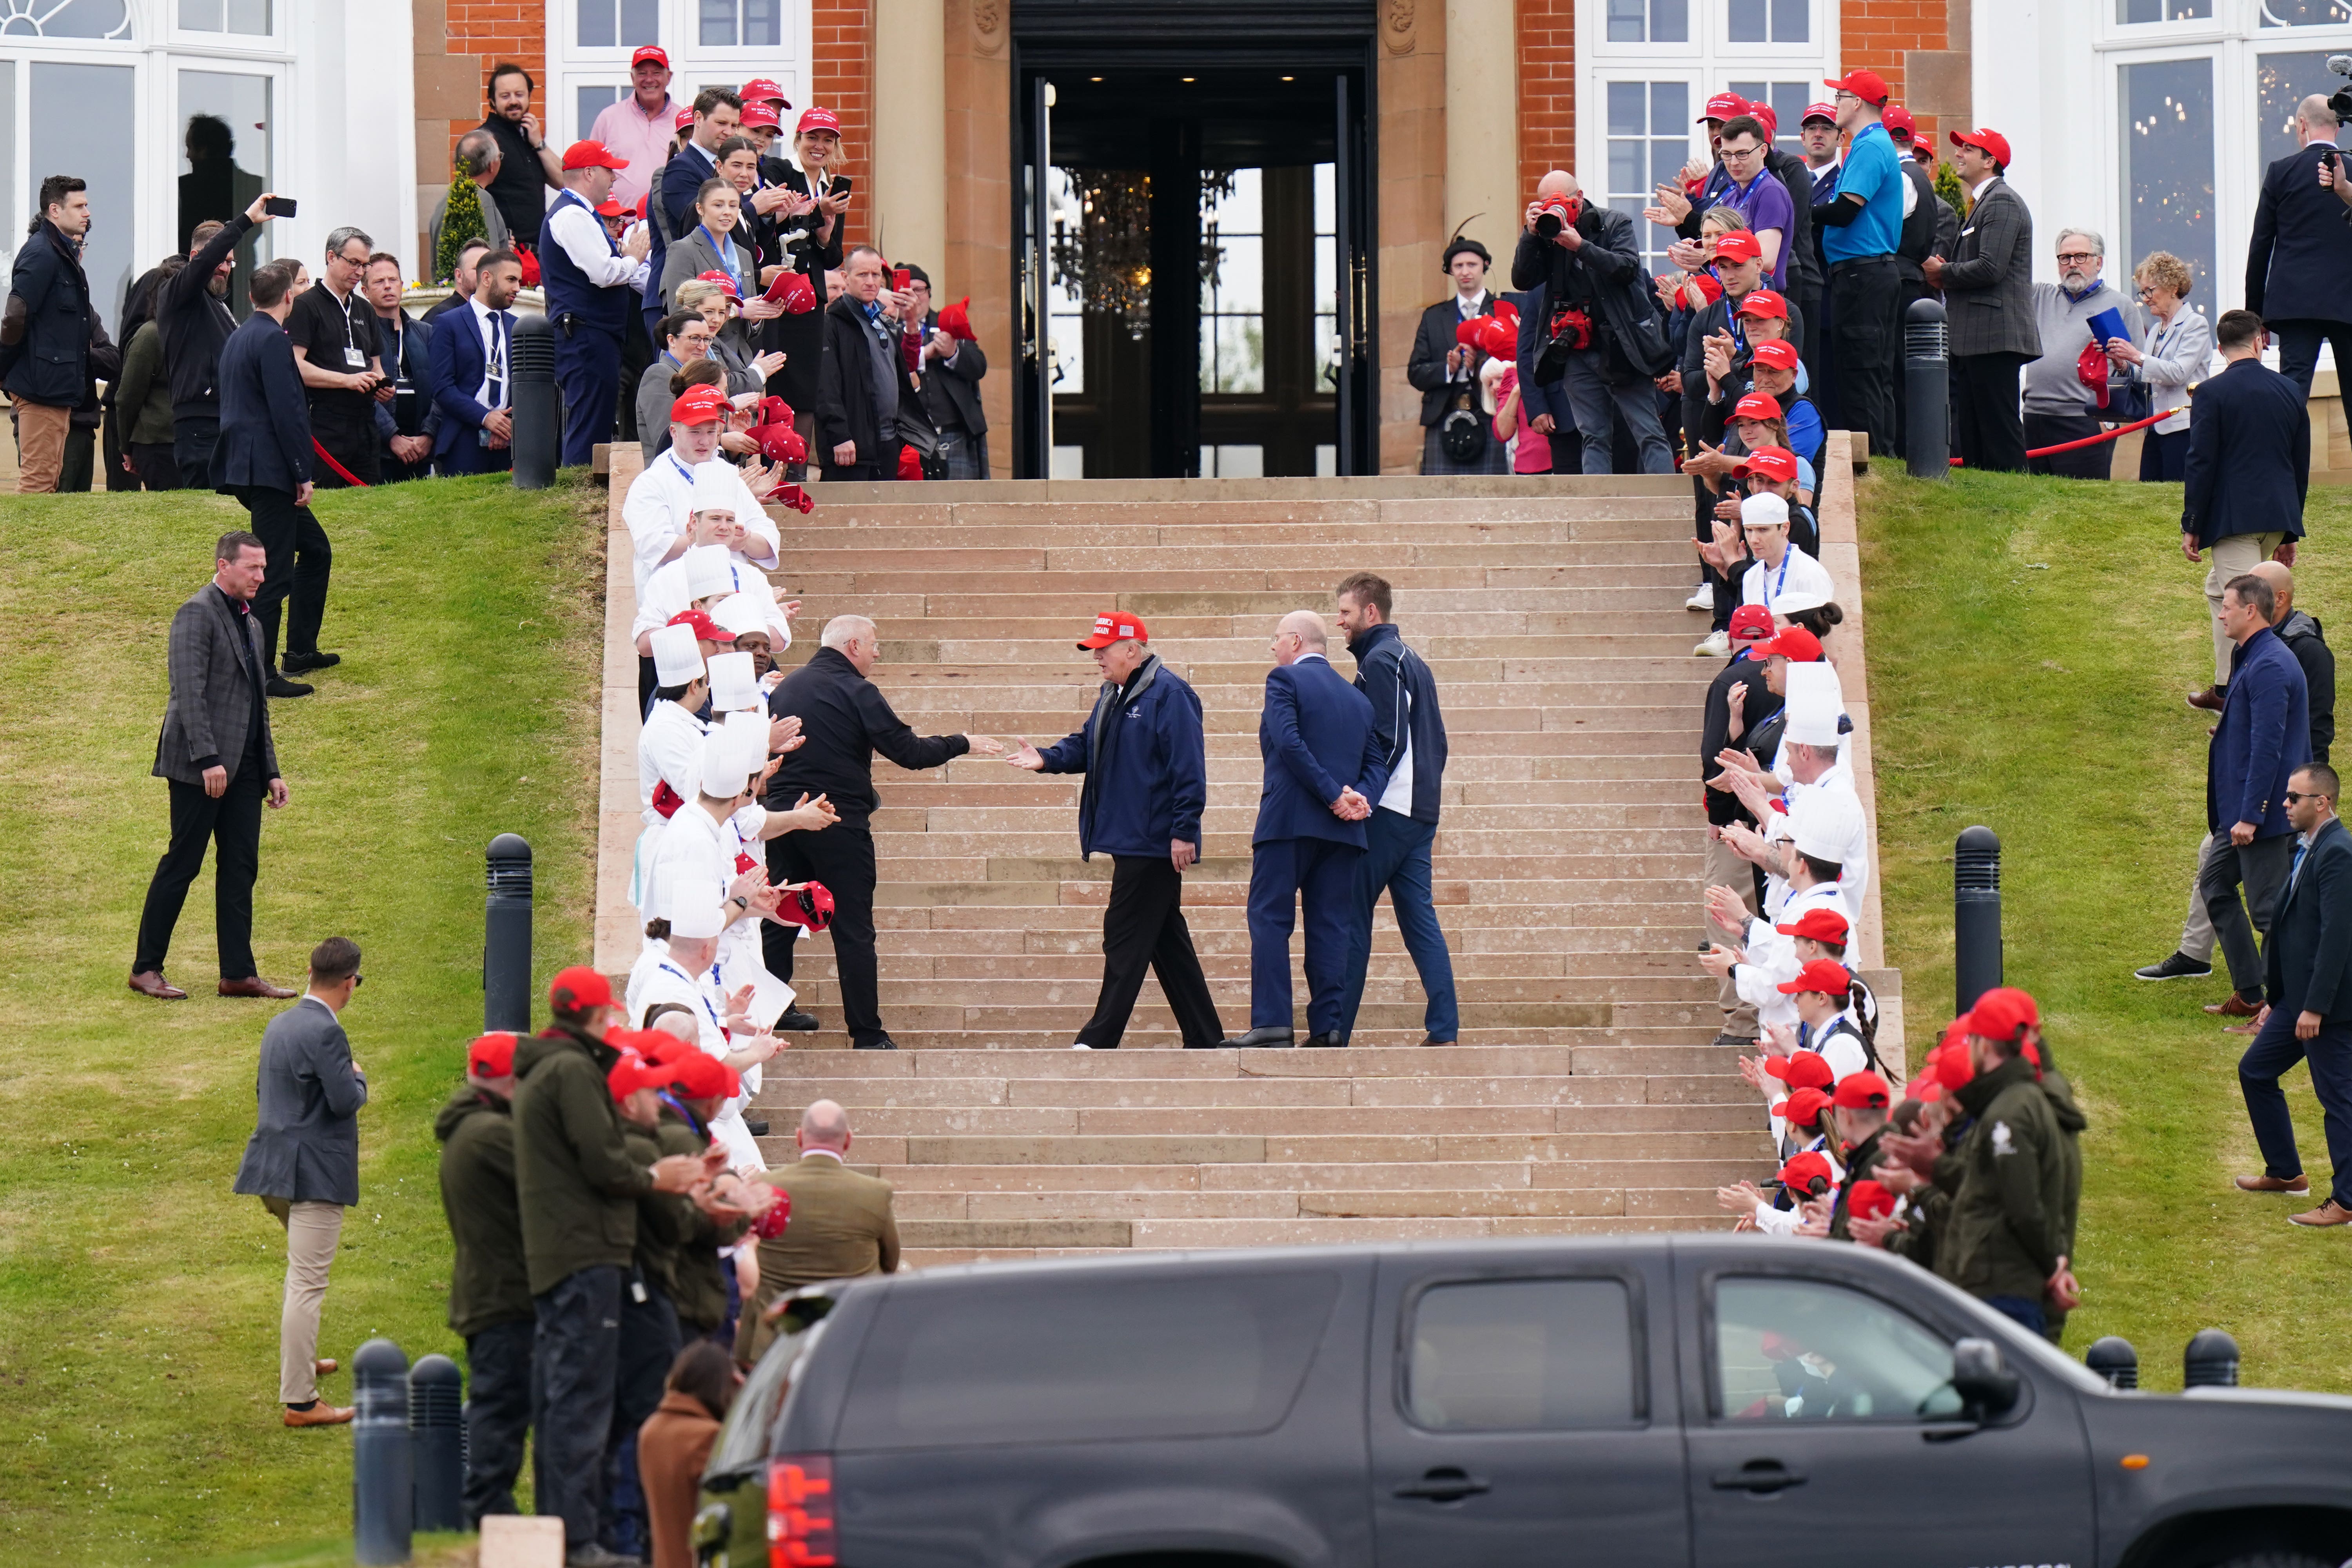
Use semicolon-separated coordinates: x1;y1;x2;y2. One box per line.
1811;67;1905;463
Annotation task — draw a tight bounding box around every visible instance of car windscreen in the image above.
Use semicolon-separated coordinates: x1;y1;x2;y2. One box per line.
836;1267;1343;1450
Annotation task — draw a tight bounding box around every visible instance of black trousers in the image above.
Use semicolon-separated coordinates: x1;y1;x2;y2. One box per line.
1951;352;2031;473
2274;321;2352;402
2201;831;2295;1002
2140;425;2190;481
174;415;220;488
1828;256;1900;462
462;1316;535;1526
133;766;263;978
1077;855;1225;1048
533;1264;623;1548
232;485;333;669
603;1280;681;1558
1795;283;1824;400
2024;411;2111;480
128;441;182;490
311;423;380;488
765;822;885;1044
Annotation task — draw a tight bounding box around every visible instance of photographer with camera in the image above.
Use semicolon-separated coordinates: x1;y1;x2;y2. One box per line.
1510;171;1675;475
2248;90;2352;401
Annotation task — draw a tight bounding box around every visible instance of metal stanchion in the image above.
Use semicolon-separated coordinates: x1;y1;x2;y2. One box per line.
509;313;557;490
485;834;533;1033
1954;826;2002;1018
1904;298;1949;480
352;1338;413;1564
409;1354;465;1533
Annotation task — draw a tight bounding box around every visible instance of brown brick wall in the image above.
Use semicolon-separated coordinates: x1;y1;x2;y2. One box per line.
811;0;874;252
1517;0;1576;200
439;0;552;161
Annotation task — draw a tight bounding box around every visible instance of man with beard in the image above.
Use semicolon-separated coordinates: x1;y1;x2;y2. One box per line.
154;196;271;484
476;62;566;252
2022;227;2144;479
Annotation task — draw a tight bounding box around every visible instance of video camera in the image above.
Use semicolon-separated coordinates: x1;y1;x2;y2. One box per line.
2330;54;2352;125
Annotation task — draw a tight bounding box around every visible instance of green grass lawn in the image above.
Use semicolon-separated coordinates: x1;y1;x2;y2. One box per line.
1859;459;2352;1393
0;472;604;1565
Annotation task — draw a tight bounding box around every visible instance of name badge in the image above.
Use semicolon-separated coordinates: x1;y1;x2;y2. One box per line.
343;347;366;369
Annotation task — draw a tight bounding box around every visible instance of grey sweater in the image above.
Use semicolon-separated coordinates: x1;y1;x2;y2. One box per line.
2023;279;2146;418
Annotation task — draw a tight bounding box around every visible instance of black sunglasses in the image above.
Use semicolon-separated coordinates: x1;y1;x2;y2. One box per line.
2284;791;2332;805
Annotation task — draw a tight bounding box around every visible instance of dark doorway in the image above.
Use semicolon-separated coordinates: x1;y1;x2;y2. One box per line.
1011;6;1374;479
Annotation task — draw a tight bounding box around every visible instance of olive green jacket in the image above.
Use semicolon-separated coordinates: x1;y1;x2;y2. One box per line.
512;1024;652;1296
434;1085;534;1336
1936;1054;2087;1303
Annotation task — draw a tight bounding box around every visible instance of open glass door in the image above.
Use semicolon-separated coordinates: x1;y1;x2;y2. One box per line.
1332;71;1371;475
1018;76;1056;477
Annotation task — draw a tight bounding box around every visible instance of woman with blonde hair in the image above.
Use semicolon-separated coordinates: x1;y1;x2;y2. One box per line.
2105;250;2212;482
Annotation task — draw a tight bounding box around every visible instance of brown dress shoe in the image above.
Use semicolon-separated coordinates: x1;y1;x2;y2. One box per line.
128;970;188;1000
2204;992;2261;1018
282;1402;354;1428
2187;685;2228;713
2289;1199;2352;1227
2235;1172;2310;1194
220;976;297;999
314;1358;338;1377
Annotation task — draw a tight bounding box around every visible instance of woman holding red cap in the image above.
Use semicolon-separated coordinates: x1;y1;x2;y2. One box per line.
757;109;850;422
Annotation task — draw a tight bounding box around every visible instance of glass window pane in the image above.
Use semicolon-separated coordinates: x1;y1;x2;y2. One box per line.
1648;138;1686;189
1313;161;1335;232
1650;0;1688;42
1216;234;1263;313
2118;0;2209;18
1314;233;1336;318
1729;0;1768;42
1608;140;1642;201
1650;80;1688;135
623;0;660;43
180;0;225;28
1713;1279;1965;1424
579;0;615;47
28;0;128;36
1315;443;1337;476
178;72;274;314
1214;444;1263;478
579;84;625;143
1316;312;1338;390
2259;0;2352;24
1608;0;1646;43
1608;80;1647;138
1407;1279;1638;1432
32;62;135;325
1771;0;1807;40
701;0;738;47
1220;316;1265;392
0;62;14;278
743;0;781;46
1049;444;1087;479
2120;59;2217;317
2258;52;2343;172
226;0;270;32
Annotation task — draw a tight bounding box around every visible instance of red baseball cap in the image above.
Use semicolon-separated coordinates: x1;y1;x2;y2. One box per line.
1801;101;1838;126
614;1027;679;1067
468;1032;520;1077
1078;610;1149;649
1712;230;1763;264
1846;1178;1896;1220
1733;391;1785;422
675;105;697;132
694;269;742;299
777;881;835;932
1824;68;1891;106
1779;1149;1835;1194
1736;445;1801;484
666;1050;742;1101
1832;1070;1893;1110
1764;1051;1836;1090
1749;338;1801;371
775;272;818;314
1758;626;1825;661
607;1052;671;1104
1964;985;2040;1043
1882;105;1916;140
632;45;670;68
561;139;630;172
594;198;624;218
1777;958;1854;997
1475;316;1518;358
1935;1042;1978;1091
1728;603;1776;641
1774;906;1850;943
1773;1086;1833;1129
739;77;790;105
671;383;729;426
798;106;842;135
1736;288;1789;321
1700;92;1748;123
550;965;613;1014
1949;127;2013;169
740;101;782;132
669;608;726;643
1749;103;1779;139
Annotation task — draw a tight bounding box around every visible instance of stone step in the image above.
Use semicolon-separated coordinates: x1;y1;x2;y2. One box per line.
763;1044;1726;1081
867;1156;1766;1192
888;1211;1713;1250
774;523;1699;553
886;1185;1734;1222
749;1093;1751;1139
769;1068;1739;1111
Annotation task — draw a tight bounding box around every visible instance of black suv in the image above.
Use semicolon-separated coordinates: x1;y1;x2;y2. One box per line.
694;1236;2352;1568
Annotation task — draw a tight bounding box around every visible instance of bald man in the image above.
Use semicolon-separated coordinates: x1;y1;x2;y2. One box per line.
1510;169;1673;474
2247;94;2352;400
738;1099;898;1362
763;615;1003;1049
1222;612;1387;1048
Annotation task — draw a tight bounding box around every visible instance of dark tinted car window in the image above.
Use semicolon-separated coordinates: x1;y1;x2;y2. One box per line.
838;1269;1343;1450
1405;1278;1639;1431
1712;1277;1964;1422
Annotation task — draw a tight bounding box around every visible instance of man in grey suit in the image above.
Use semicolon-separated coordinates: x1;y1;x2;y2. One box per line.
1925;128;2042;473
232;936;368;1426
130;532;294;1001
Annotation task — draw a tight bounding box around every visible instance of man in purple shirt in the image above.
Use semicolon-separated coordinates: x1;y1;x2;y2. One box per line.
1718;115;1795;292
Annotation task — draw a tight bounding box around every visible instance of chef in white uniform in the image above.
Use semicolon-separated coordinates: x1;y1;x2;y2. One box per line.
632;468;797;648
1739;492;1835;617
635;622;711;911
632;869;775;1170
622;385;782;594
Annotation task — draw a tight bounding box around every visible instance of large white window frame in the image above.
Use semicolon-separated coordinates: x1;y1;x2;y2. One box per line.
547;0;815;148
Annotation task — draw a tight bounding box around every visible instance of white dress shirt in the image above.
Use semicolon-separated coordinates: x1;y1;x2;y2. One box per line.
621;448;783;593
466;294;512;410
546;191;652;292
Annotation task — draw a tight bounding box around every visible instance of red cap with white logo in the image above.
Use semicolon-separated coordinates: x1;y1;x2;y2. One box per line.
1077;611;1149;650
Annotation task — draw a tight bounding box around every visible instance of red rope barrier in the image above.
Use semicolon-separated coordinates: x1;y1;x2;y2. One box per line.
1949;409;2171;466
311;438;370;488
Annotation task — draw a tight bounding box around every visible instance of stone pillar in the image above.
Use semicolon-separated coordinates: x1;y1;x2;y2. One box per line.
1445;0;1518;267
943;0;1013;475
872;0;947;277
1378;0;1446;474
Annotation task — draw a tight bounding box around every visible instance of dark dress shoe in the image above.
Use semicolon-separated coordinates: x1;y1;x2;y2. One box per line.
1302;1031;1347;1048
2205;992;2262;1018
1219;1026;1295;1048
743;1119;770;1137
853;1034;900;1051
281;650;340;673
2187;684;2227;713
265;675;313;699
281;1402;354;1428
128;970;187;1000
2135;951;2214;981
2236;1172;2310;1194
220;976;298;998
1418;1035;1457;1047
775;1008;821;1031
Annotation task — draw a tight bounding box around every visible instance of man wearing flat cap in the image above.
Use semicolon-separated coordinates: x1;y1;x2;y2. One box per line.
1407;230;1508;474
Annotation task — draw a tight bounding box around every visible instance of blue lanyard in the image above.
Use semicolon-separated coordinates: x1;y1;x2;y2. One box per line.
659;960;725;1034
699;227;741;286
1762;551;1790;605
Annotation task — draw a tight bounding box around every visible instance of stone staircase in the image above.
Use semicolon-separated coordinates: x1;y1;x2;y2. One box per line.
593;461;1896;1269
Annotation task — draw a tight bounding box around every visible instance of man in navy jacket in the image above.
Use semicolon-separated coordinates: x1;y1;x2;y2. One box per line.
1011;613;1224;1050
2;174;98;492
2245;94;2352;400
2203;571;2314;1023
1334;575;1459;1047
427;249;524;475
2184;310;2310;710
1223;612;1387;1049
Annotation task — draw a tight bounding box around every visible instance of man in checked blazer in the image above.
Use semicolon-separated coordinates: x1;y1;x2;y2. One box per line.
130;530;295;1001
1924;127;2042;474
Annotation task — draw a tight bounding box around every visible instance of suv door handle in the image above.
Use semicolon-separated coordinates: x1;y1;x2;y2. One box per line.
1711;1459;1808;1494
1394;1467;1492;1502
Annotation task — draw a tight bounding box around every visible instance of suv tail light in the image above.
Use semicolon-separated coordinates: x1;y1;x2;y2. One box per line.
767;1453;837;1567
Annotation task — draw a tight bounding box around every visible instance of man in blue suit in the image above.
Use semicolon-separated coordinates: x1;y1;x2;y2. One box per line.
2237;763;2352;1227
1223;611;1387;1049
2183;310;2310;711
428;248;524;476
211;257;330;699
2245;94;2352;401
2203;571;2314;1025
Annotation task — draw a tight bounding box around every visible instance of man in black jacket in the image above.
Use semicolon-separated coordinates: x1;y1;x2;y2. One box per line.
816;246;918;480
161;194;278;485
1406;233;1507;474
2246;95;2352;400
2;174;96;493
906;267;990;479
1511;170;1673;474
763;616;1004;1048
1700;606;1783;1045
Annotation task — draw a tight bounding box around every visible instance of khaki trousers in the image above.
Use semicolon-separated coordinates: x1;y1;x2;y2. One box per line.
2206;532;2285;687
14;400;71;494
1706;831;1762;1039
263;1196;343;1404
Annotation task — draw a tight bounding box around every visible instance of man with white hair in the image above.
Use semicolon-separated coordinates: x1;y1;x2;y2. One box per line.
2023;226;2145;479
621;385;784;594
2247;94;2352;401
762;615;1004;1049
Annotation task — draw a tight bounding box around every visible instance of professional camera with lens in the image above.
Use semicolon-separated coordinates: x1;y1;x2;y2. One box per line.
2330;53;2352;124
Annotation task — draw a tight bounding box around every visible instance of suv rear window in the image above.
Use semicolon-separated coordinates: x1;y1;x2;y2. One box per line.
837;1268;1343;1450
1405;1277;1640;1430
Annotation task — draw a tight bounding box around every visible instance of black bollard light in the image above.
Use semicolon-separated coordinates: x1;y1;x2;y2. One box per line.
409;1354;465;1533
2183;1328;2241;1389
1954;826;2003;1018
485;834;533;1033
509;312;558;490
2085;1336;2139;1390
1904;297;1950;480
352;1338;414;1565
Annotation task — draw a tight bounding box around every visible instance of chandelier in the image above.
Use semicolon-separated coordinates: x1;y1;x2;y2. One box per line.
1050;168;1240;340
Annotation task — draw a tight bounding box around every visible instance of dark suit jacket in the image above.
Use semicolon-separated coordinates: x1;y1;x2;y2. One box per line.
428;299;513;459
210;311;312;493
918;310;988;436
154;584;279;786
231;997;367;1207
1406;292;1502;427
372;309;438;448
814;293;916;464
2265;816;2352;1021
2183;356;2310;549
1938;178;2042;360
2246;142;2352;327
1252;656;1384;848
2210;625;2312;840
1511;284;1571;431
0;218;93;407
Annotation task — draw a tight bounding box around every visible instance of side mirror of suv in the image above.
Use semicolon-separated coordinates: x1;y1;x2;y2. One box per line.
1951;1338;2021;1418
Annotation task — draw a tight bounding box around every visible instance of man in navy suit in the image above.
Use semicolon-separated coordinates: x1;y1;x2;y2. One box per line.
211;257;330;698
428;248;524;476
2203;571;2314;1026
1223;611;1387;1049
2237;763;2352;1227
2246;94;2352;401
